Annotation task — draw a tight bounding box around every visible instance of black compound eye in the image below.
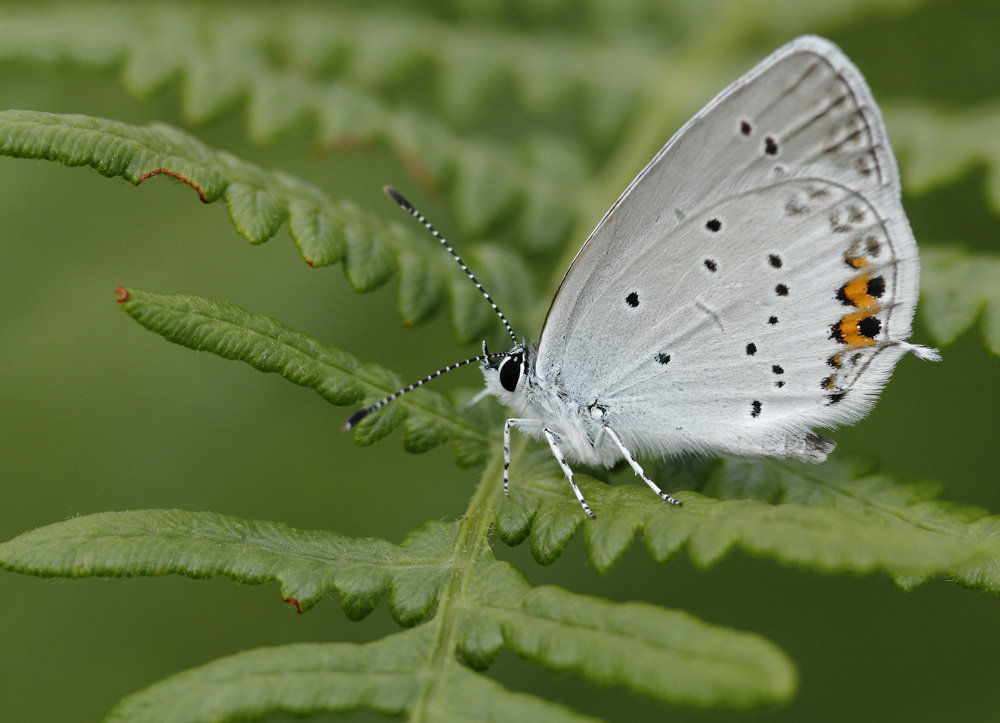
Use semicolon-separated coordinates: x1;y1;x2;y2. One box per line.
498;353;522;392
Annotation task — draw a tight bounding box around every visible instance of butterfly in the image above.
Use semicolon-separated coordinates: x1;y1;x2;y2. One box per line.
347;36;939;518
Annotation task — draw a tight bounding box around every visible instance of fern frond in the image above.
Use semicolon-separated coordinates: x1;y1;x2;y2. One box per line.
0;5;646;134
886;101;1000;208
104;628;602;723
0;509;797;717
0;110;536;338
115;287;489;465
0;510;453;619
477;574;796;708
920;246;1000;355
496;453;995;588
0;6;600;245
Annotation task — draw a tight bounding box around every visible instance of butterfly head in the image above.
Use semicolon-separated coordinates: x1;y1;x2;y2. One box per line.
481;342;535;407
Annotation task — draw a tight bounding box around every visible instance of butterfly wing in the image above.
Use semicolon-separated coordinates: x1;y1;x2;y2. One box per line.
535;36;931;462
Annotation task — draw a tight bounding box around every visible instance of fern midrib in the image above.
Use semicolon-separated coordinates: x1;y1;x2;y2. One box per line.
411;445;505;720
35;529;452;573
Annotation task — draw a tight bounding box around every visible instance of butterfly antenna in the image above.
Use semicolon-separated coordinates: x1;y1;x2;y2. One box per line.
384;185;518;345
343;347;506;430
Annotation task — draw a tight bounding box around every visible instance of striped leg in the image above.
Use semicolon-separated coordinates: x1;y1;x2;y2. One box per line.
502;418;515;496
543;428;595;519
503;418;543;497
604;427;682;506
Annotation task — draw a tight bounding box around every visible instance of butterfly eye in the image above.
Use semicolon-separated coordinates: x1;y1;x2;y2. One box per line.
498;353;523;392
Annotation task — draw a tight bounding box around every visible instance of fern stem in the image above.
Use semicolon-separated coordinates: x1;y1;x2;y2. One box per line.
410;445;506;718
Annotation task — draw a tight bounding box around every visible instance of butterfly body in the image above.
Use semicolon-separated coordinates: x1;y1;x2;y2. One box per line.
482;343;627;468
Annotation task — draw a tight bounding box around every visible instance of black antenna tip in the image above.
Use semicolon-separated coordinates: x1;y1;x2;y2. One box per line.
383;185;413;211
343;408;371;431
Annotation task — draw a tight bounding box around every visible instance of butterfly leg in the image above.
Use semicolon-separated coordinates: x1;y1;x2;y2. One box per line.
543;428;595;519
502;418;523;496
604;427;682;506
503;417;547;497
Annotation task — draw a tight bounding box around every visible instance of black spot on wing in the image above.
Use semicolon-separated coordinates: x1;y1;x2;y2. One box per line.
858;315;881;338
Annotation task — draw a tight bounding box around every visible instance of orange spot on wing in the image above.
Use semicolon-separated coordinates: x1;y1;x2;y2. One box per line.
836;311;879;346
841;274;879;309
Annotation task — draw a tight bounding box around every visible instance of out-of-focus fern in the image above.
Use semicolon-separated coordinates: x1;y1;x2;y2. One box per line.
919;246;1000;356
0;1;943;249
886;102;1000;209
1;2;999;722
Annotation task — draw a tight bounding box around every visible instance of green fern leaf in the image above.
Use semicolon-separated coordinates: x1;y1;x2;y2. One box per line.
0;110;226;200
500;454;994;585
0;509;797;717
102;629;600;723
0;510;372;615
0;110;544;337
886;101;1000;208
919;246;1000;355
0;6;595;246
0;510;473;619
115;287;488;465
482;579;796;708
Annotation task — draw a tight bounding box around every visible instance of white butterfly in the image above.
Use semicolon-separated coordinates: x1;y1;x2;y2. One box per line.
348;36;939;518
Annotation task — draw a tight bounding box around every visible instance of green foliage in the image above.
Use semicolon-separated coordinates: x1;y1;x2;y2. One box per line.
919;246;1000;355
1;509;798;718
0;109;530;338
886;101;1000;211
1;2;999;722
114;288;489;463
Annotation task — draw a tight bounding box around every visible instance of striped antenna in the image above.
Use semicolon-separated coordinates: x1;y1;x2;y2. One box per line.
384;186;518;345
343;347;507;430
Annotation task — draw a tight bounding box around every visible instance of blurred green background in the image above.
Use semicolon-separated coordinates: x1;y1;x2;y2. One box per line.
1;1;999;721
